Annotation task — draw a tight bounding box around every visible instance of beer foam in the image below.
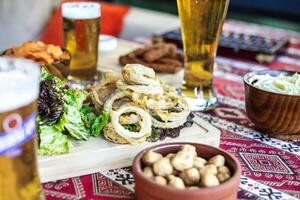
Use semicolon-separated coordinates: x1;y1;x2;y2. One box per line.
0;58;40;113
62;2;101;20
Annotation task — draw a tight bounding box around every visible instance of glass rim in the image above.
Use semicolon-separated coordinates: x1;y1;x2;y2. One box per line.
62;2;101;8
0;57;40;113
62;2;101;19
0;56;40;75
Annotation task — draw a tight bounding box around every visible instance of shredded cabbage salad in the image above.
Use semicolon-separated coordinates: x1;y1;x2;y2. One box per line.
249;73;300;95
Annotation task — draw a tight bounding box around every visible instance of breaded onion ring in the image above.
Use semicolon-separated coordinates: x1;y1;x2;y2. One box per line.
104;122;148;145
103;123;128;144
104;90;132;111
122;64;160;86
155;109;190;122
90;72;119;111
150;96;189;128
151;116;187;129
163;84;177;94
119;113;140;124
154;96;189;122
145;94;184;110
117;80;163;95
111;106;152;139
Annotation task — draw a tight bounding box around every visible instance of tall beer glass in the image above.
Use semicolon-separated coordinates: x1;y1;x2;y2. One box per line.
62;2;100;88
0;57;43;200
177;0;230;110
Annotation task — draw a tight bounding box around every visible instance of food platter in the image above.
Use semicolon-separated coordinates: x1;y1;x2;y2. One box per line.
38;115;220;183
34;39;221;183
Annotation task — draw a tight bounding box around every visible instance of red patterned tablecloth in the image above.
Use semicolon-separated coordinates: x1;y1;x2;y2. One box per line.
43;20;300;200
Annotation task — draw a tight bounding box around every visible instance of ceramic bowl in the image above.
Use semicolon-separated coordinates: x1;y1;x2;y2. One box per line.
132;142;241;200
42;48;71;79
244;70;300;140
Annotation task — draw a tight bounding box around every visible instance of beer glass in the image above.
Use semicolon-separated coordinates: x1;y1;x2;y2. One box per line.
177;0;230;110
0;57;43;200
62;2;100;88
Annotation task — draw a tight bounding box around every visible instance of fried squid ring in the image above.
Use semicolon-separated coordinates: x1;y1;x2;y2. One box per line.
145;94;184;110
151;116;187;129
103;123;128;144
162;84;177;94
145;98;176;110
117;80;163;95
122;64;160;86
154;96;189;122
119;113;140;124
155;109;190;122
103;90;132;111
111;106;152;139
150;96;189;128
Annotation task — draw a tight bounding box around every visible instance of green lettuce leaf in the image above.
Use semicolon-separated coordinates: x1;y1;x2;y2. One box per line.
80;105;109;137
40;67;65;89
91;111;109;137
38;125;72;155
59;89;90;140
80;105;97;128
40;67;54;81
60;104;89;140
63;89;87;108
64;122;89;140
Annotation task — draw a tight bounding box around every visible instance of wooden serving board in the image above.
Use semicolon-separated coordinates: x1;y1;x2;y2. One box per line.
38;115;220;183
38;39;220;183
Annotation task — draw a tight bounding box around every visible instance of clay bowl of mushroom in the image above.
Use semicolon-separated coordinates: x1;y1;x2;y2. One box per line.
244;70;300;140
132;142;241;200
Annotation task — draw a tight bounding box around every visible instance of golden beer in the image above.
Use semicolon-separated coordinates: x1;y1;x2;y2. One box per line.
0;57;43;200
62;2;100;85
177;0;229;109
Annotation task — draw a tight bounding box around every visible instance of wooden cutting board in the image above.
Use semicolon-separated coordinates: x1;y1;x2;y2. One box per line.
38;39;220;183
38;115;220;183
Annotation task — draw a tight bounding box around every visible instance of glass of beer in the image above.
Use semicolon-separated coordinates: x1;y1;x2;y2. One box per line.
62;2;100;88
0;57;43;200
177;0;230;110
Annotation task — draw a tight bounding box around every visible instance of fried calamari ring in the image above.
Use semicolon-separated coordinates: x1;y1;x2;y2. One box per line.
103;90;132;112
116;80;163;95
151;116;187;129
150;96;189;128
163;84;177;94
145;93;184;110
103;123;128;144
155;109;190;122
119;113;140;124
122;64;160;86
111;106;152;139
153;96;189;122
144;98;176;110
90;72;119;111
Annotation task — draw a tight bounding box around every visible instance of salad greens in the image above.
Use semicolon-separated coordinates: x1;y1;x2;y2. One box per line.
38;69;109;155
80;106;110;137
38;125;72;155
